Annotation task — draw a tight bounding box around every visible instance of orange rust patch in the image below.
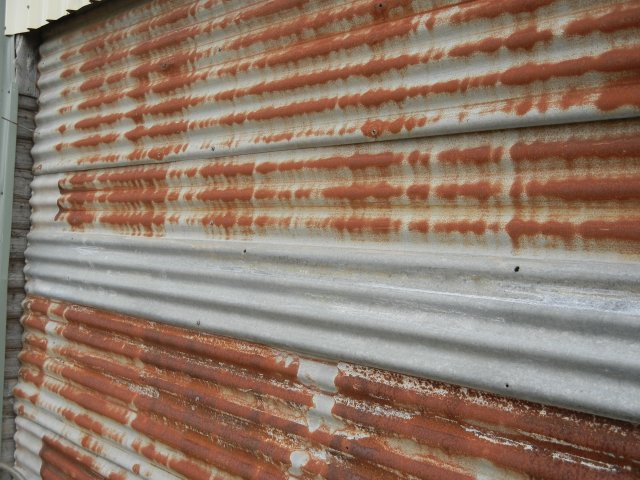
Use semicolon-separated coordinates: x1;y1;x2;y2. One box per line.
434;220;487;235
124;121;189;142
509;135;640;163
506;218;640;247
525;176;640;201
596;75;640;112
408;219;429;233
438;146;503;165
322;182;403;201
565;4;640;36
71;134;119;149
449;27;552;57
451;0;554;24
435;181;501;201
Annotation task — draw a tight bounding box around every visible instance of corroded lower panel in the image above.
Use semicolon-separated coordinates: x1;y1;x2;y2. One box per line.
13;297;640;479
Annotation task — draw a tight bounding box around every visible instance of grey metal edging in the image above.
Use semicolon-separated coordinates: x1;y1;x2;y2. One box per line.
0;0;18;461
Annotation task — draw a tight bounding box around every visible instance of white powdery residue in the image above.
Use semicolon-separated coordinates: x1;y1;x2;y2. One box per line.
128;383;160;399
463;426;534;450
370;402;414;420
288;450;310;476
297;358;339;393
552;452;578;464
552;452;619;473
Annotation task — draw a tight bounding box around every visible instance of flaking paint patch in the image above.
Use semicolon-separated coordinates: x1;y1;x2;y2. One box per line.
297;358;338;393
288;450;310;476
306;393;340;433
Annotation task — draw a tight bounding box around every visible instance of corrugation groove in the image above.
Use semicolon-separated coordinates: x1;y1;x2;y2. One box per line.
13;297;640;479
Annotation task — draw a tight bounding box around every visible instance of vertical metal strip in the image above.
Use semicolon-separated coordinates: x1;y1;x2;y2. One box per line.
0;0;18;461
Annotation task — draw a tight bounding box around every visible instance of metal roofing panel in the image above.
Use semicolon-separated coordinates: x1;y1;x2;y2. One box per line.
4;0;102;35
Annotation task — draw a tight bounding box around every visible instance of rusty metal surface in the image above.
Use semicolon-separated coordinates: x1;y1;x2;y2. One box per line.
31;118;640;258
15;0;640;477
34;0;640;173
12;296;640;479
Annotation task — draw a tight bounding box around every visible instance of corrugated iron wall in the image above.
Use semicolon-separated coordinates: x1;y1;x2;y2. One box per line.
14;0;640;477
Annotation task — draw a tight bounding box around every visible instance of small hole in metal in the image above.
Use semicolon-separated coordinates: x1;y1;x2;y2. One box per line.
514;266;520;272
243;249;247;254
211;146;215;151
505;383;509;388
370;129;377;136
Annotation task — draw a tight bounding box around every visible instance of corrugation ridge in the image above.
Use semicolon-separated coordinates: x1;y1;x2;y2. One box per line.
40;0;466;78
40;0;202;55
18;340;436;480
42;0;416;76
24;259;640;369
38;0;602;95
23;229;640;285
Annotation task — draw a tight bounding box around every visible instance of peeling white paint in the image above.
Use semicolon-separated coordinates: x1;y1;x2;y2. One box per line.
306;393;342;433
288;450;310;476
276;353;297;368
297;358;338;393
128;383;160;399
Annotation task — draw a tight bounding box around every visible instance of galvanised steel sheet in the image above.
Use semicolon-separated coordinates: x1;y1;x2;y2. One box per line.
13;297;640;479
14;0;640;477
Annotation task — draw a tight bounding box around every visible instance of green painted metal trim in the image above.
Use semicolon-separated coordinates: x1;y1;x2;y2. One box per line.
0;0;18;460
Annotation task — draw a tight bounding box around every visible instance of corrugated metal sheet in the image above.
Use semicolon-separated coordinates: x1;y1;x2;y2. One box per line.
13;0;640;477
34;0;640;174
13;296;640;479
4;0;103;35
